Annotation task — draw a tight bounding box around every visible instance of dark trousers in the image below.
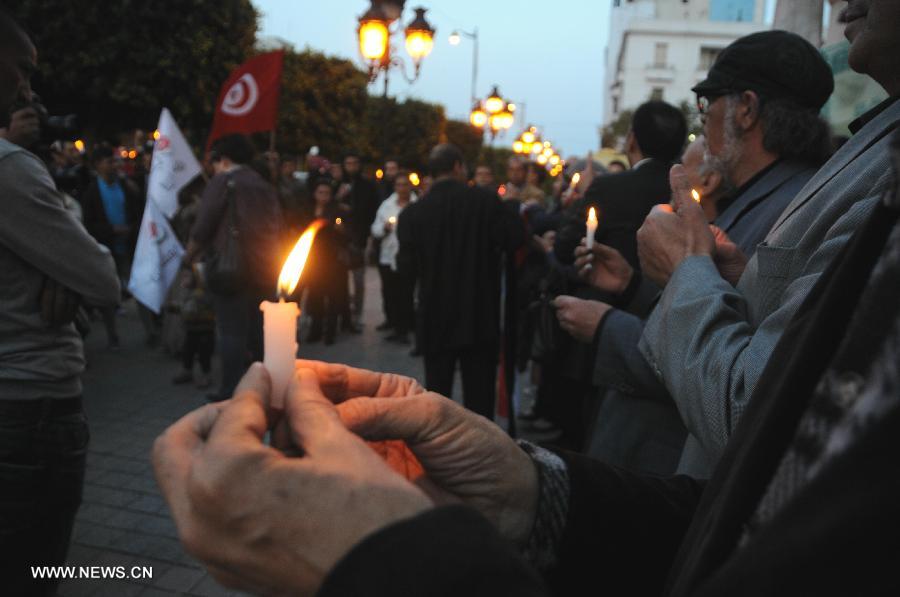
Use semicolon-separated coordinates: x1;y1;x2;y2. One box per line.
213;291;265;400
182;328;214;373
424;345;498;419
379;265;414;334
307;285;339;340
0;397;88;597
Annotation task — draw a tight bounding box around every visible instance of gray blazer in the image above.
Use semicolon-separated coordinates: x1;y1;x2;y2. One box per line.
587;160;819;476
640;99;900;474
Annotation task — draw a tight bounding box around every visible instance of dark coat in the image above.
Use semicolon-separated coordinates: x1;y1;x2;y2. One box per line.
80;174;143;257
318;146;900;597
396;178;525;354
554;158;671;268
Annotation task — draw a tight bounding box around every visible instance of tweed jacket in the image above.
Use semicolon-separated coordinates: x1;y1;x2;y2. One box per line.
588;159;818;477
639;98;900;468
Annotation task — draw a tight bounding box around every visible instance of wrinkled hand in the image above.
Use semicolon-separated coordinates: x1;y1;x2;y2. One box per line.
710;225;748;286
0;106;40;149
295;360;539;548
573;242;633;295
40;278;81;328
153;364;432;597
637;165;715;288
552;295;612;343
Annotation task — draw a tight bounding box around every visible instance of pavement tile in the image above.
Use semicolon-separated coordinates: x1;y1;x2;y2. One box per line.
153;565;207;592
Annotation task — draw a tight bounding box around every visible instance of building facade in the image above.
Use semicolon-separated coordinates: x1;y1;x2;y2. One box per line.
604;0;768;128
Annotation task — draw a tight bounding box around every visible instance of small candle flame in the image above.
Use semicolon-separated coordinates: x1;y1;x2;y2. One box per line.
388;216;397;225
335;217;343;225
691;189;701;203
278;220;325;298
571;172;581;187
587;206;598;225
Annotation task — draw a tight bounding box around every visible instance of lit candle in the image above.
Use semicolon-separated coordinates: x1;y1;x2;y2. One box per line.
691;189;701;203
388;215;397;225
261;221;324;408
585;206;598;250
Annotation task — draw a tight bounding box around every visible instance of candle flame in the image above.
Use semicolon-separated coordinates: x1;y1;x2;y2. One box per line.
587;206;598;224
278;220;325;298
691;189;701;203
572;172;581;187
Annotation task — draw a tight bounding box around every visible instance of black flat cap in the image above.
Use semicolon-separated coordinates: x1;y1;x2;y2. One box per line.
692;30;834;110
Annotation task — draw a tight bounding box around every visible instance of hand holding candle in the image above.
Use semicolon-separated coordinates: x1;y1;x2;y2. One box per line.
585;206;598;250
261;221;324;408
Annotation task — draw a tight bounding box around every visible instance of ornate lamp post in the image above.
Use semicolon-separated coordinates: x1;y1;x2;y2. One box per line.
469;85;515;142
357;1;435;96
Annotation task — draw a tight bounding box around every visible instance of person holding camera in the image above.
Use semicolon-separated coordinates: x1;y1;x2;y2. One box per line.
0;13;120;595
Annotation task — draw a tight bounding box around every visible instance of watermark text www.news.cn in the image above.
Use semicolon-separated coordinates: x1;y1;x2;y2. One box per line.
32;566;153;580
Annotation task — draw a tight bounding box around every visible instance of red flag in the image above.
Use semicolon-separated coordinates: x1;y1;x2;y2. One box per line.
207;51;284;148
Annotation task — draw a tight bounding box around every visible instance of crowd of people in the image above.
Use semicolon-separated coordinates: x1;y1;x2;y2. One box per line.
3;1;900;595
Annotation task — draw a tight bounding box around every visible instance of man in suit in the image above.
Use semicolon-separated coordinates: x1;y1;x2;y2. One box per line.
152;128;900;597
555;100;687;269
559;31;837;476
396;144;524;418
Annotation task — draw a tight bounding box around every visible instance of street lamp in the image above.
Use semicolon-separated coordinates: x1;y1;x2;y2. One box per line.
484;85;505;115
357;1;436;95
469;101;488;128
448;28;479;105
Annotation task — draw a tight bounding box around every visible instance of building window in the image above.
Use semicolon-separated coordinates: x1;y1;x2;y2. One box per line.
699;47;721;70
650;87;664;101
654;43;668;68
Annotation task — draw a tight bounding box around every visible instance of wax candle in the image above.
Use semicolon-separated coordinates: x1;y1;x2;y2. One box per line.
585;206;598;250
261;221;324;408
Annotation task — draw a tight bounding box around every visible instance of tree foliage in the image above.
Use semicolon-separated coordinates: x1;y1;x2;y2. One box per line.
274;48;369;160
443;120;484;168
362;96;445;172
8;0;258;144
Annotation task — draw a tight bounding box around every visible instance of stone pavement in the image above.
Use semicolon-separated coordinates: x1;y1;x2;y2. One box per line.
58;266;541;596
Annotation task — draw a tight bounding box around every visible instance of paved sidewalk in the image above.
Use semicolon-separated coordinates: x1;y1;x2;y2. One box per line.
58;266;539;595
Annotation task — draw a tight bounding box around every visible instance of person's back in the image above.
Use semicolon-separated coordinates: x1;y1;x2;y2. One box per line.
412;178;508;352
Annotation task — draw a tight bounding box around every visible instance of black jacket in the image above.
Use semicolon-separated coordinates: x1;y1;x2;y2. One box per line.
554;158;671;268
397;178;525;353
319;142;900;596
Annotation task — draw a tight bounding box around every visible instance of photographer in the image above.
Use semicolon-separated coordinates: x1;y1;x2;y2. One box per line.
0;12;120;596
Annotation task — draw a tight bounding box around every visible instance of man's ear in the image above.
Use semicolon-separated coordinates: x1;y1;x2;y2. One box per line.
735;90;762;131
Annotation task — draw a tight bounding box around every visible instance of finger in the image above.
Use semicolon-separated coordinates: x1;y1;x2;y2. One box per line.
295;359;423;401
284;368;346;452
573;244;589;259
207;363;274;449
669;164;693;210
153;402;225;520
337;395;446;445
552;295;573;309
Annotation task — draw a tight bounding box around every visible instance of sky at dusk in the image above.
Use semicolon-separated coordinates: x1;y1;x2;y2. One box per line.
253;0;781;158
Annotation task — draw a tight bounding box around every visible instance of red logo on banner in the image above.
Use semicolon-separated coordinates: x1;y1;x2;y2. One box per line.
207;51;284;149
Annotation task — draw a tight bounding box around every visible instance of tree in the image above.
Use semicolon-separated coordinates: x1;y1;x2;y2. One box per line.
600;109;633;149
9;0;258;145
477;146;516;182
362;96;445;172
443;119;484;168
273;48;370;161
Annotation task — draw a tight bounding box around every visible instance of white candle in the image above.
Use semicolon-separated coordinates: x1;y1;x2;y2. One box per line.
585;206;598;250
261;299;299;409
260;221;323;408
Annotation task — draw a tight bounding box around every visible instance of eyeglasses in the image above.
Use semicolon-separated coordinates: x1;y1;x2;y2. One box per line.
696;94;724;116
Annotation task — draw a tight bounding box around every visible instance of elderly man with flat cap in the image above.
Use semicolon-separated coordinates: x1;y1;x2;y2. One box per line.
558;30;837;477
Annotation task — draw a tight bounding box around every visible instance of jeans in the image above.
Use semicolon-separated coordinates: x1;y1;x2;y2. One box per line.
213;290;265;400
0;397;89;597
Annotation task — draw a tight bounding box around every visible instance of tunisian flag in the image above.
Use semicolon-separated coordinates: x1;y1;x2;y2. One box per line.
207;51;284;148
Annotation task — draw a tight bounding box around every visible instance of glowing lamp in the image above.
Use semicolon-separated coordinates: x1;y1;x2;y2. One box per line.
405;8;435;64
358;7;389;62
485;86;505;114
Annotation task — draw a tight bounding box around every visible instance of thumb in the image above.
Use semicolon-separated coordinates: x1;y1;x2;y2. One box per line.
669;164;707;225
284;368;345;453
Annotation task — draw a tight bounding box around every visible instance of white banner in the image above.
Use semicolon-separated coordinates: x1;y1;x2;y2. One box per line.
128;195;184;314
128;109;201;313
148;108;202;218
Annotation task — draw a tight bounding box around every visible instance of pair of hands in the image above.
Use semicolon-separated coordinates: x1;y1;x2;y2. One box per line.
637;165;747;287
153;361;538;596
